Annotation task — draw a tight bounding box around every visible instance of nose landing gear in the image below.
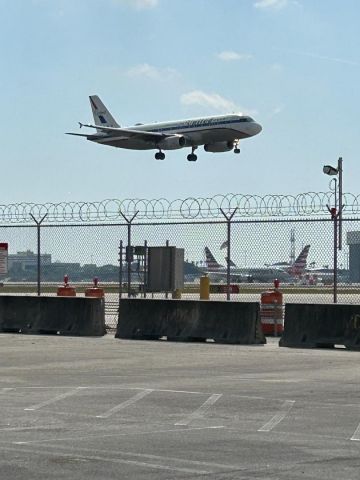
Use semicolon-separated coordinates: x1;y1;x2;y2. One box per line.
187;146;198;162
234;140;240;154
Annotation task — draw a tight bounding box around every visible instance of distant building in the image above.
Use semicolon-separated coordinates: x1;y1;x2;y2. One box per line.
8;250;52;272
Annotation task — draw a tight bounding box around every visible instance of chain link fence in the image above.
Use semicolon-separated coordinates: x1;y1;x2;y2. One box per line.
1;193;360;329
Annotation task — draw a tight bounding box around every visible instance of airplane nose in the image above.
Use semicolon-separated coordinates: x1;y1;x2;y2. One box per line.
252;122;262;135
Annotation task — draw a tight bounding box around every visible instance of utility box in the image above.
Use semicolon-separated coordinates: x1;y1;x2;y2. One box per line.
147;247;184;292
347;231;360;282
0;243;8;276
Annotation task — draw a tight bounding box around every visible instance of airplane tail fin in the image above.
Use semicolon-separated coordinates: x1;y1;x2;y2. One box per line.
291;244;310;275
204;247;223;270
225;257;237;268
89;95;120;130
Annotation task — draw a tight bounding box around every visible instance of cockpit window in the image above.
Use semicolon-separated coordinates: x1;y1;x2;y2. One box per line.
238;116;254;122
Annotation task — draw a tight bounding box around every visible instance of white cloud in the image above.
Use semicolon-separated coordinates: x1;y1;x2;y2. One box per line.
125;63;178;80
180;90;258;115
112;0;159;9
216;51;253;61
270;105;285;117
180;90;238;113
270;62;284;72
254;0;288;9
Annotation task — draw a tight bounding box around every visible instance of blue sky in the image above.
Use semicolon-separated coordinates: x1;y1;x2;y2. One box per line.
0;0;359;204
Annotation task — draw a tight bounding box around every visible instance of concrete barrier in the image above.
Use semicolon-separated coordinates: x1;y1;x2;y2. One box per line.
0;296;106;336
280;303;360;350
116;299;265;344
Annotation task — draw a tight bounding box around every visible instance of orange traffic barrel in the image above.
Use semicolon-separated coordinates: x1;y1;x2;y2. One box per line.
260;279;284;336
57;275;76;297
85;277;104;298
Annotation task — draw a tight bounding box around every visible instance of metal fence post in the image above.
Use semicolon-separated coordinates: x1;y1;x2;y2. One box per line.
29;214;47;296
220;208;238;301
143;240;147;298
334;213;338;303
338;157;343;250
165;239;170;299
120;211;139;298
119;240;123;301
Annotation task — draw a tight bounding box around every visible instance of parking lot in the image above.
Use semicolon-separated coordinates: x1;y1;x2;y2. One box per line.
0;334;359;479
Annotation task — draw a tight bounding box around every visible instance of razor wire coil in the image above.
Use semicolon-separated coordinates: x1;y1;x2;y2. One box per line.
0;192;358;224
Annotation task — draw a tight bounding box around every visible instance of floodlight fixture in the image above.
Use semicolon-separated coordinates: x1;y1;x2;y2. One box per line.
323;165;338;176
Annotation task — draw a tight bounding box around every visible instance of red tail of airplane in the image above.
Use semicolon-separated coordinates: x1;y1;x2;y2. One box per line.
204;247;223;270
288;244;310;276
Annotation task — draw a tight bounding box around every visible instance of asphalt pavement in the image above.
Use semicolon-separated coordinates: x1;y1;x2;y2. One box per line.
0;334;359;479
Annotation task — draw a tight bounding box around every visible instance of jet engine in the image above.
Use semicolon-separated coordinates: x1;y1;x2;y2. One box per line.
158;135;190;150
204;141;233;153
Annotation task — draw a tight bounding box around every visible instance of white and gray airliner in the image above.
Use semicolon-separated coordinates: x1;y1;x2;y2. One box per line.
66;95;262;161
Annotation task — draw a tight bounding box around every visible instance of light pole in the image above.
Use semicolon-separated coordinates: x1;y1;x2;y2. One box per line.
323;157;343;303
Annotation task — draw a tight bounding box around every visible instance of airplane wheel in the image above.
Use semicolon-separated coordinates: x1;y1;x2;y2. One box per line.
187;153;197;162
234;148;240;154
155;152;165;160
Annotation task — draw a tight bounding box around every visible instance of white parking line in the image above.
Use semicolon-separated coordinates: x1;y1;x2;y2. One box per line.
42;443;244;471
350;421;360;441
258;400;295;432
0;388;13;394
24;387;85;411
175;393;223;426
16;386;211;395
96;389;153;418
12;425;225;445
0;425;53;432
1;445;211;475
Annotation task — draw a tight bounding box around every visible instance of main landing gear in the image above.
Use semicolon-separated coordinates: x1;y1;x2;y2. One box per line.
234;140;240;154
187;146;198;162
155;150;165;160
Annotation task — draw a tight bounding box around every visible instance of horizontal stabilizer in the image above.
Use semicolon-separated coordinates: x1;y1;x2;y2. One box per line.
78;123;166;141
65;132;96;137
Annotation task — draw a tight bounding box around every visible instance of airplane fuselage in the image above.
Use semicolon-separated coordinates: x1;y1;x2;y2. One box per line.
89;114;261;150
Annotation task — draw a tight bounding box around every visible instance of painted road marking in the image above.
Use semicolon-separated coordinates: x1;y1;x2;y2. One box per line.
28;443;243;472
96;389;153;418
0;388;13;394
1;445;211;475
175;393;223;426
258;400;295;432
12;426;224;445
16;386;213;395
350;421;360;441
24;387;85;411
0;425;54;432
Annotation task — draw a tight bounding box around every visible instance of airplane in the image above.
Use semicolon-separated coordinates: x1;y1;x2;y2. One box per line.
203;247;294;283
269;244;311;277
66;95;262;162
302;266;350;285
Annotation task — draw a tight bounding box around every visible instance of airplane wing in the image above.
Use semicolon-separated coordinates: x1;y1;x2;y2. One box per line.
77;123;166;141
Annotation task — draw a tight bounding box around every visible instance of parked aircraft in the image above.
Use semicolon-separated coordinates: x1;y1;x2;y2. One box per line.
203;247;293;283
269;244;310;277
66;95;262;161
302;267;350;285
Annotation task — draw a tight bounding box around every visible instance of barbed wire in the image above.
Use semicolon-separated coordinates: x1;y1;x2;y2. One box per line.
0;192;359;224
